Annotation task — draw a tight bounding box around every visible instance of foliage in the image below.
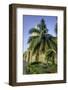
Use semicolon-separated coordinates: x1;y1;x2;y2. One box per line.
26;62;57;74
45;49;57;64
23;18;57;74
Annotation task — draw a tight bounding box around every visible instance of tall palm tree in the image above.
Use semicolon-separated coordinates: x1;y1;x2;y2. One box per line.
28;18;56;62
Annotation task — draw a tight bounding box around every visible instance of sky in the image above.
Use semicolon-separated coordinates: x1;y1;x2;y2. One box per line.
23;15;57;52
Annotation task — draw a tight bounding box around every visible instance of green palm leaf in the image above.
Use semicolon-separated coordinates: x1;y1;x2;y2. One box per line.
29;28;40;34
28;36;39;44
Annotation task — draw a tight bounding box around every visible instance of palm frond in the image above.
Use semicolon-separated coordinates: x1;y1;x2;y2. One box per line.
29;28;40;34
28;36;39;43
45;49;56;62
50;37;57;51
32;37;41;54
28;39;36;50
37;18;48;33
55;22;57;36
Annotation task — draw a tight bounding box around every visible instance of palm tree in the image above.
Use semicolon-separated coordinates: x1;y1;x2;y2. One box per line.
28;18;56;62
